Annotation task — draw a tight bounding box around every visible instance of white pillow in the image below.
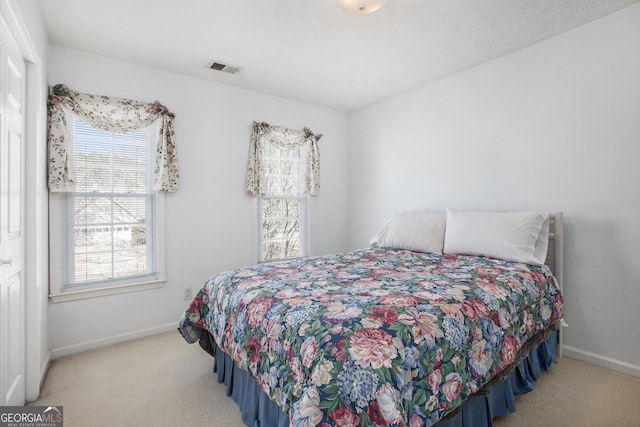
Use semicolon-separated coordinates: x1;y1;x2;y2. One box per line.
443;210;549;265
370;213;446;254
534;215;551;264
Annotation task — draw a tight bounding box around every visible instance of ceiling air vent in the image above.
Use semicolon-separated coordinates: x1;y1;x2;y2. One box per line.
208;61;242;74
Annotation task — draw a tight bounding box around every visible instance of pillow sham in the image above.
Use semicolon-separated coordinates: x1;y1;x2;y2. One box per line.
443;210;549;265
534;215;551;264
370;212;446;254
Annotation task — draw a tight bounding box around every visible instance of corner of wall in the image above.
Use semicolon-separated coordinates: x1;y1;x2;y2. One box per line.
563;345;640;379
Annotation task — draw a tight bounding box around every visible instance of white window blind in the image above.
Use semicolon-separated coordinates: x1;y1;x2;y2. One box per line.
259;142;308;262
61;114;158;288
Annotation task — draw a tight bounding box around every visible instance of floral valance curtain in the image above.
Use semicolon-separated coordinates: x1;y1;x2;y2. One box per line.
47;84;179;192
246;121;322;197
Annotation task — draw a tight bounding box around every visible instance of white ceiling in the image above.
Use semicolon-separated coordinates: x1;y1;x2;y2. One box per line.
35;0;639;112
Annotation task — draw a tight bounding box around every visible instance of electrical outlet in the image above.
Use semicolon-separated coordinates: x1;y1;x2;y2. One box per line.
183;287;193;300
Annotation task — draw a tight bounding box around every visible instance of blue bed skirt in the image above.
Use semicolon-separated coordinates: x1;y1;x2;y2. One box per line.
211;331;558;427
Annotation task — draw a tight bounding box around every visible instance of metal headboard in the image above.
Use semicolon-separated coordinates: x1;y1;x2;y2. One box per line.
545;212;564;357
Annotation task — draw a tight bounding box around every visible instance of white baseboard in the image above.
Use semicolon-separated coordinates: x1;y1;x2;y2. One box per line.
50;323;177;360
25;351;51;403
563;345;640;379
39;351;51;388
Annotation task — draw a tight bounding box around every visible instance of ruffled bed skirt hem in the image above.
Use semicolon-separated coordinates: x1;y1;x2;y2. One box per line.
211;331;558;427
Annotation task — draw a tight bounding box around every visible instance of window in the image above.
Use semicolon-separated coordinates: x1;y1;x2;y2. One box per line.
258;142;308;262
246;121;321;263
50;112;165;300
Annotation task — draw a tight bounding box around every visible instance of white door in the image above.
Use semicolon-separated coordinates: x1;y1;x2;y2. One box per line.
0;16;26;406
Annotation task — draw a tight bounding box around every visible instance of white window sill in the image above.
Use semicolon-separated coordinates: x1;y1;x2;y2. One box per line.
49;278;166;303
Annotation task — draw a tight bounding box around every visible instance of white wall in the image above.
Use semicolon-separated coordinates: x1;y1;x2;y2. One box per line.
348;4;640;374
48;47;350;355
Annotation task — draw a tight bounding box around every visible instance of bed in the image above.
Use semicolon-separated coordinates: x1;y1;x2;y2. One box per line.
179;210;565;427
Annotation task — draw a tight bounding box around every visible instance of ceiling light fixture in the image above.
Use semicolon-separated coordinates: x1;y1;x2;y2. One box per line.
336;0;386;14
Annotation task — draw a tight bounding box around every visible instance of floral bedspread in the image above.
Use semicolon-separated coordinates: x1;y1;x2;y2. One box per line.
178;247;564;427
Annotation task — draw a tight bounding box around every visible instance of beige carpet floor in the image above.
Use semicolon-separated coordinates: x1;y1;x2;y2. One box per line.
29;331;640;427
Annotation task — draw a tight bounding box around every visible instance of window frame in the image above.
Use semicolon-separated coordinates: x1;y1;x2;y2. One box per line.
49;117;166;303
255;140;310;263
257;194;309;263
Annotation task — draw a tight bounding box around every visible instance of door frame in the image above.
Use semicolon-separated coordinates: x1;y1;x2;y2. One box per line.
0;0;48;403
